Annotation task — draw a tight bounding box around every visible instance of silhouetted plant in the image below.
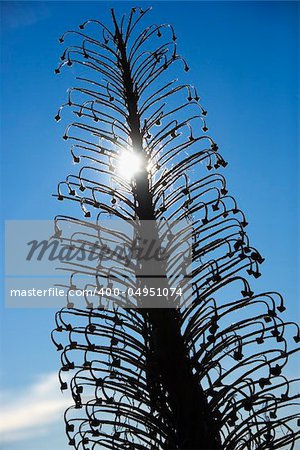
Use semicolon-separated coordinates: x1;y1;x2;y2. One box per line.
52;7;299;450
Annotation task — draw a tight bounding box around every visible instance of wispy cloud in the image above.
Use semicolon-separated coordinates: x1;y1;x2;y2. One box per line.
1;2;49;31
0;372;71;443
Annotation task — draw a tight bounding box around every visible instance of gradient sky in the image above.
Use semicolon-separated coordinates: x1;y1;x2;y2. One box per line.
0;1;299;449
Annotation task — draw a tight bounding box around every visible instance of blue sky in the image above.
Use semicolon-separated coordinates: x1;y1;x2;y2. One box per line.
0;1;299;449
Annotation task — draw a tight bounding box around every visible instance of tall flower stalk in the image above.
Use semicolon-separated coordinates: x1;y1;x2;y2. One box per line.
52;7;299;450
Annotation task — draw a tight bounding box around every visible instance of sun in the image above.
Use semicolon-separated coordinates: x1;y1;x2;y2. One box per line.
117;150;143;181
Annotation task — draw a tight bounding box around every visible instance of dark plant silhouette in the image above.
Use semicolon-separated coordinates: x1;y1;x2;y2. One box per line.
52;7;299;450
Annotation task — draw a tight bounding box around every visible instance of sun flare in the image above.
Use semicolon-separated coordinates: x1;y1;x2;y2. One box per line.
117;150;143;181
